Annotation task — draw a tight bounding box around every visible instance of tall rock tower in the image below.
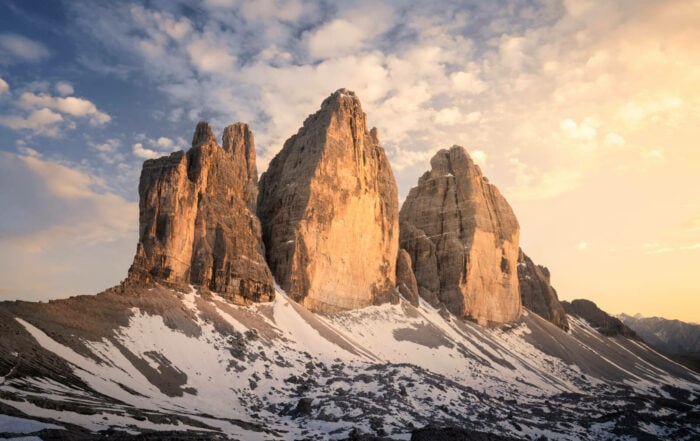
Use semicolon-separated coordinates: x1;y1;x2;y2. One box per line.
129;122;275;304
257;89;399;313
400;146;521;325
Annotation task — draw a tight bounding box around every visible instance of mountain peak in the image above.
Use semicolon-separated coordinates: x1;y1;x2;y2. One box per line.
191;121;216;147
258;90;399;312
400;146;521;325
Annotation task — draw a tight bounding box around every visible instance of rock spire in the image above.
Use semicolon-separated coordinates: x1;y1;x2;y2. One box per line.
399;146;521;325
257;88;400;313
129;122;274;303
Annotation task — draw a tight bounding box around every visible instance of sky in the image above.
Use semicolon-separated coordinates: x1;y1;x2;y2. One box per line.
0;0;698;323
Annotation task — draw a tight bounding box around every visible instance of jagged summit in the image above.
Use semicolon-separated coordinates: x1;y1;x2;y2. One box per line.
129;121;274;304
258;88;399;313
399;145;521;325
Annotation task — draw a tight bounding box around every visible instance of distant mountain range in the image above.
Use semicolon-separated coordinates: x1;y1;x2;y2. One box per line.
619;313;700;372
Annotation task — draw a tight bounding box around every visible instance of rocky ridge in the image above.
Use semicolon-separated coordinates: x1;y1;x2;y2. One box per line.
562;299;636;337
257;89;399;313
129;122;274;304
399;146;521;325
517;249;569;330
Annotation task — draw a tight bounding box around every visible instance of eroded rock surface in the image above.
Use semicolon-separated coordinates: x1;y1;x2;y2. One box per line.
129;122;274;303
517;249;569;330
257;89;399;312
400;146;521;325
396;249;420;307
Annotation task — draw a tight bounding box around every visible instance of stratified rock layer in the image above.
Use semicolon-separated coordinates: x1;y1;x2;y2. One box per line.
257;89;399;313
400;146;521;325
517;249;569;330
129;122;274;303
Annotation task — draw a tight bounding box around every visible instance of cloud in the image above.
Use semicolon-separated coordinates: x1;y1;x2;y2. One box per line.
0;152;137;251
306;19;366;59
507;157;583;201
0;152;137;300
18;92;111;125
0;108;64;137
0;33;50;64
0;77;8;95
132;142;160;159
55;81;74;96
131;134;185;159
470;149;487;168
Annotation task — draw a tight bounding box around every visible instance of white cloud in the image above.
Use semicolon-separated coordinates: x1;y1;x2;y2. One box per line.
470;149;487;168
450;71;486;94
0;33;50;64
559;117;598;142
156;136;174;148
132;143;160;159
185;38;236;73
0;108;63;137
92;138;121;153
0;77;8;95
0;152;137;299
434;107;461;126
55;81;74;96
603;132;625;146
18;92;111;125
306;19;366;59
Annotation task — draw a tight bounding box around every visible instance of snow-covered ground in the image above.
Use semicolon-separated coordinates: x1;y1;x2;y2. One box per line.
0;286;698;440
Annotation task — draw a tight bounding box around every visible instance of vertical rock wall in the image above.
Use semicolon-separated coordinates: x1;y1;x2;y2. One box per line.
257;89;399;313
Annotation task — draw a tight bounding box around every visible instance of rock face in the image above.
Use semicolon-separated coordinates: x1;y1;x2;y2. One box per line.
396;249;420;307
399;146;521;325
129;122;274;304
257;89;399;313
562;299;636;337
517;249;569;330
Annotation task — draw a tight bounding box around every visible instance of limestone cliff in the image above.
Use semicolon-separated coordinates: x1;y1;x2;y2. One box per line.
129;122;274;303
517;249;569;330
257;89;399;313
400;146;521;325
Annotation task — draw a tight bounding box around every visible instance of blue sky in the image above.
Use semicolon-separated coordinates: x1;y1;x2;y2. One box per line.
1;0;699;321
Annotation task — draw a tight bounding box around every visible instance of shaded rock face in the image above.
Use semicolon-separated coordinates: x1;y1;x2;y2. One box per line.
258;89;399;313
517;249;569;331
562;299;637;337
396;249;420;307
399;146;521;325
129;122;274;304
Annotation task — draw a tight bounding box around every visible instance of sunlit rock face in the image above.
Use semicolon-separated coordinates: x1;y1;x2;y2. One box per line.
400;146;521;325
517;249;569;331
129;122;274;304
257;89;399;313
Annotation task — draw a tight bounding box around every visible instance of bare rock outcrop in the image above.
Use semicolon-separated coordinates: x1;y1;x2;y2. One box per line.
257;89;399;313
517;249;569;330
396;249;420;307
562;299;637;338
129;122;274;304
399;146;521;325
